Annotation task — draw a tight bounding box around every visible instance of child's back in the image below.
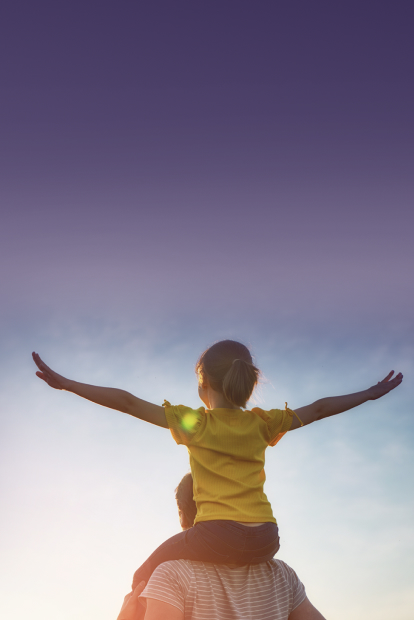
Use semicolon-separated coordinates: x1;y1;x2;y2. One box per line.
165;401;292;523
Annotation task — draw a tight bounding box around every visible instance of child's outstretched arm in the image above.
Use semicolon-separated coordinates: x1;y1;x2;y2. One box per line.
290;370;403;430
32;352;168;428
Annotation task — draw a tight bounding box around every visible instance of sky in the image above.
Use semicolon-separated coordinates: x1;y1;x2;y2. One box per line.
0;2;413;619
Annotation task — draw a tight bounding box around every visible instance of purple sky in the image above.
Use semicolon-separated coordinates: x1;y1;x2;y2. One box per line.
1;5;413;619
1;2;413;342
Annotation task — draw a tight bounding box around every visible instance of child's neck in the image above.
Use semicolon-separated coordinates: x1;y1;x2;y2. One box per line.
207;390;241;410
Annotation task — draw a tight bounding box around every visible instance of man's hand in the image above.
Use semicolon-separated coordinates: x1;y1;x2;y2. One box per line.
32;352;69;390
117;582;146;620
368;370;403;400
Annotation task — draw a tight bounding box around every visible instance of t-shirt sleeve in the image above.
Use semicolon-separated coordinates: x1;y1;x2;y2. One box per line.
139;562;187;614
277;561;307;611
252;407;293;446
163;400;204;446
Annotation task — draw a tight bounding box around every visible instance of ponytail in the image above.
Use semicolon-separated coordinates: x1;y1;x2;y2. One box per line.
196;340;260;408
222;358;259;407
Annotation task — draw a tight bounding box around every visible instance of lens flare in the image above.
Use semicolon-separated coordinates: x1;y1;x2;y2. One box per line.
181;412;199;431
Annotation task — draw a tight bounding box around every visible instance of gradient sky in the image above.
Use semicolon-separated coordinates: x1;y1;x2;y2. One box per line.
1;3;413;620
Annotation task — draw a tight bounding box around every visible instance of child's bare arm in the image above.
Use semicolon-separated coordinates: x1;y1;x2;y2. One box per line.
32;352;168;428
290;370;403;430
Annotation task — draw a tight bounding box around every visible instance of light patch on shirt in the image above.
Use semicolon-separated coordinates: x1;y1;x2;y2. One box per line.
181;412;199;431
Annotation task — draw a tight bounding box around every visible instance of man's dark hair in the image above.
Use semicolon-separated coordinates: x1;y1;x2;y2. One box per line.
175;473;197;530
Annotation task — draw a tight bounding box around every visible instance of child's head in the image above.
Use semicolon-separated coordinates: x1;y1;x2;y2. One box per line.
196;340;260;408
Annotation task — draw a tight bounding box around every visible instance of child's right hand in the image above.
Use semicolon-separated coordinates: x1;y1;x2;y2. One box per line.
368;370;403;400
292;369;404;429
32;352;69;390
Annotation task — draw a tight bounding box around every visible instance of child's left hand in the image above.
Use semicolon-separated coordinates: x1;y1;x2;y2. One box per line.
116;582;146;620
368;371;403;400
32;352;69;390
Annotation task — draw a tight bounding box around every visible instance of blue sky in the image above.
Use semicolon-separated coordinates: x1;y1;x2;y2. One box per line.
1;318;412;619
1;3;413;619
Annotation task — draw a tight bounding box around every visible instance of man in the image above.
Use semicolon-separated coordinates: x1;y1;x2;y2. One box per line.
118;474;326;620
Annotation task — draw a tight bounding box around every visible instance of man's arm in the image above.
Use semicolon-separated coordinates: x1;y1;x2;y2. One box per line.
32;352;168;428
117;582;147;620
289;596;327;620
144;598;184;620
290;370;403;430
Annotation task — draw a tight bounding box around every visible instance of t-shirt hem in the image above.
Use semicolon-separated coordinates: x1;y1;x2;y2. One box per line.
282;412;294;433
194;515;277;525
268;413;293;446
164;405;184;445
138;593;183;614
291;589;307;611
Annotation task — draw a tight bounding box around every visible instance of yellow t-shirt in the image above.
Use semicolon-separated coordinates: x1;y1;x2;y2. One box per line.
163;401;293;524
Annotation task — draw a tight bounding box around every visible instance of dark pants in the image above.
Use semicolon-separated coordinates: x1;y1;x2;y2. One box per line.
132;520;280;588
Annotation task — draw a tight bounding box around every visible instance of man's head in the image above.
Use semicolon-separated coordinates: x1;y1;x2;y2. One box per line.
175;472;197;530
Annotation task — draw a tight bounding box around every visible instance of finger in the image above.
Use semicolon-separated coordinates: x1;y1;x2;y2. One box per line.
33;353;48;373
132;581;146;597
36;372;49;383
380;371;394;383
37;362;51;375
32;352;42;370
385;374;403;391
35;355;53;376
36;356;47;371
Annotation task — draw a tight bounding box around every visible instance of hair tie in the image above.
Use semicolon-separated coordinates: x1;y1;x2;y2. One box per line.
232;358;254;366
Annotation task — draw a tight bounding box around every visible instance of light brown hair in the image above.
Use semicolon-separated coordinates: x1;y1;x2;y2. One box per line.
195;340;260;408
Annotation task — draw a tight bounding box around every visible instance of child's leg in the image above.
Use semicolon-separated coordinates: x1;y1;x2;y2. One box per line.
131;521;280;588
238;522;280;563
131;524;230;588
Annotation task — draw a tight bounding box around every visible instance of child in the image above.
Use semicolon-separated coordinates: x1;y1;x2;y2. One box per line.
32;340;403;587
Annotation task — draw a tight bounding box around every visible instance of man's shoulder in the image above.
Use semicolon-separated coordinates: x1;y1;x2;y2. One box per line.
151;559;195;582
271;558;299;575
142;559;306;619
151;558;302;593
157;558;296;578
